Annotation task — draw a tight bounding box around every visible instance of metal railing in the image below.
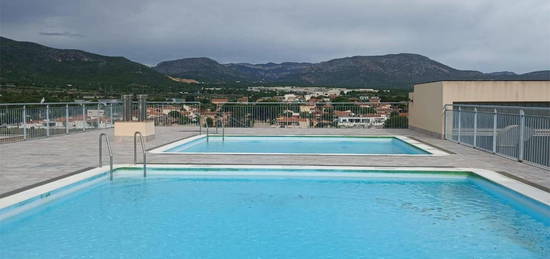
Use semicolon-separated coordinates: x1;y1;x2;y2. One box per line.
144;102;201;127
98;133;114;180
1;101;408;143
209;101;408;129
133;131;147;177
444;104;550;169
1;102;122;143
0;101;200;143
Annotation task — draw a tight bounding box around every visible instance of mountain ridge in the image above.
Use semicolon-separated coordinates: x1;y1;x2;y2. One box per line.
154;55;549;88
1;36;548;90
0;36;181;90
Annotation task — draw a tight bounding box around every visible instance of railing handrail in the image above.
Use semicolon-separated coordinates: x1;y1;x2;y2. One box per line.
444;103;550;111
0;101;201;106
134;131;147;177
217;101;408;105
99;133;114;180
444;106;550;170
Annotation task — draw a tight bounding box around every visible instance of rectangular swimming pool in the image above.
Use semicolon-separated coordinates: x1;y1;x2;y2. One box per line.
0;166;548;258
151;135;441;155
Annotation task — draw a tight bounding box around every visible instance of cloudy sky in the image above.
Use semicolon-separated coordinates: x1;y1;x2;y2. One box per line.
1;0;549;73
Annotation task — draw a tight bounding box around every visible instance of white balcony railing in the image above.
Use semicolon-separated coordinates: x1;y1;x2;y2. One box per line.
444;104;550;170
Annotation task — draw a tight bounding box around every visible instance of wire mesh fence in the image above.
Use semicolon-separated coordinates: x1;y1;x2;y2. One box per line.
444;104;550;169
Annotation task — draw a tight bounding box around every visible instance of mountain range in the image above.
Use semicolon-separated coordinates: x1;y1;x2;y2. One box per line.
154;56;549;88
0;36;178;90
1;36;548;90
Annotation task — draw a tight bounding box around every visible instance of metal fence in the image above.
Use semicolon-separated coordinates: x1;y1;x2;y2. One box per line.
1;101;407;143
0;101;204;143
212;102;408;129
0;102;123;143
143;102;201;127
444;104;550;169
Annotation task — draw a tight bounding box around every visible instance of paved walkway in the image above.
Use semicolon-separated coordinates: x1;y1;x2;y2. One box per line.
1;127;549;195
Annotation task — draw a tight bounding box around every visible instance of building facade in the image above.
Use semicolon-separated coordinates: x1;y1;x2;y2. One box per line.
408;80;550;137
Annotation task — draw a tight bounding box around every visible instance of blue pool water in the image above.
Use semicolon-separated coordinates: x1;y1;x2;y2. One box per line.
165;136;430;154
1;168;548;258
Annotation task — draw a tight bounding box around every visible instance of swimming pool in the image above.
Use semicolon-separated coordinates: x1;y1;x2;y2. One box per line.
151;135;443;155
1;165;548;258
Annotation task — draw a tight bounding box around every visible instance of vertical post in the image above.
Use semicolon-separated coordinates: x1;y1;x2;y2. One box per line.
110;103;114;127
137;94;147;122
65;104;69;134
518;109;525;161
443;106;447;140
198;103;202;134
97;103;100;128
492;109;497;153
46;104;50;136
22;105;27;140
122;94;133;121
473;107;477;147
206;124;209;142
457;106;462;143
82;104;86;131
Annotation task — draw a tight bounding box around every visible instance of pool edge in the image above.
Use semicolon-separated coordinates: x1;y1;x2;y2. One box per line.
148;134;449;156
0;165;548;217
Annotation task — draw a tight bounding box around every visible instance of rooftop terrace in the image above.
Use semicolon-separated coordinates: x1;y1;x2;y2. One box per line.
1;127;549;196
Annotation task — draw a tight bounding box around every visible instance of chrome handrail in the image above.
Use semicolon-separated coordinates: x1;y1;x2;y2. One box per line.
221;115;225;141
99;133;114;180
206;123;209;142
134;131;147;177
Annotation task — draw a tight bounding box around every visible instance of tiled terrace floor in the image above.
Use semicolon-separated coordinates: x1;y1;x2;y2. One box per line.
0;127;549;195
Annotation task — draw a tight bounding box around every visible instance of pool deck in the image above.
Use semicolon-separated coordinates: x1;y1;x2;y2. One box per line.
0;127;549;195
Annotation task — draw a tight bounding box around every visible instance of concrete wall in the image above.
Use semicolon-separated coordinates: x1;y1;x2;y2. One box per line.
409;82;444;136
409;81;550;137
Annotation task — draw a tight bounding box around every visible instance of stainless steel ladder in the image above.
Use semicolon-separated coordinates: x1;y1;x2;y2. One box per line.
134;131;147;177
98;133;114;180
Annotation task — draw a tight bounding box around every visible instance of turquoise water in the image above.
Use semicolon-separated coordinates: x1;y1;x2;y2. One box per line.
1;168;549;258
165;136;430;154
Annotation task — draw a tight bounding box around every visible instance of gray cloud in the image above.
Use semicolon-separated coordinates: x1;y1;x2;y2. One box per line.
39;32;84;37
1;0;549;73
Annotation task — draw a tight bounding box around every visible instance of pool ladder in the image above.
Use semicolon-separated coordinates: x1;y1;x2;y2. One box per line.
205;115;225;142
98;133;114;180
134;131;147;177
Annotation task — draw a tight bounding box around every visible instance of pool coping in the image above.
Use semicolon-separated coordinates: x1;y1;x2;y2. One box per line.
1;164;548;218
148;134;449;156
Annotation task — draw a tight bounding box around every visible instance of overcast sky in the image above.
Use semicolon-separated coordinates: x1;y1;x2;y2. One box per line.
1;0;549;73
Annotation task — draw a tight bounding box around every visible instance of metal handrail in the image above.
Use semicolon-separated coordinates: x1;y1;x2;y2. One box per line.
220;115;225;141
134;131;147;177
444;103;550;111
99;133;114;180
206;123;209;142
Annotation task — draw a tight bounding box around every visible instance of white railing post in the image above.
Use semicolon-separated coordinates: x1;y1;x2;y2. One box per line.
518;109;525;161
46;104;50;136
97;103;100;128
443;106;447;140
82;104;86;131
65;104;69;134
110;103;114;127
457;106;462;143
492;109;497;153
473;107;477;147
22;105;27;140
